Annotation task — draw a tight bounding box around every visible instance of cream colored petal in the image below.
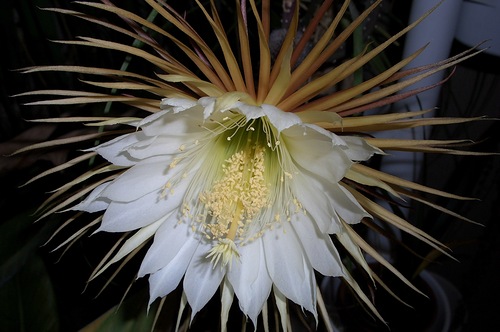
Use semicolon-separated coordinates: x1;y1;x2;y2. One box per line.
220;278;234;332
148;236;200;305
263;222;316;317
227;238;272;327
291;213;345;277
283;126;352;183
183;242;225;318
91;132;143;166
138;213;196;276
71;182;110;213
98;176;189;232
93;215;166;280
341;136;383;161
260;104;302;132
290;173;340;234
100;158;171;202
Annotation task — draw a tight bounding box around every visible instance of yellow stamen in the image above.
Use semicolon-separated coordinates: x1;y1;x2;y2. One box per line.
201;144;269;267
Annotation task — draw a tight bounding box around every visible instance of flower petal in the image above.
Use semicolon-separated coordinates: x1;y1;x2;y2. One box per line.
95;214;166;279
263;222;316;316
284;127;353;183
183;243;225;317
291;174;340;233
331;183;371;224
98;177;189;232
141;105;205;137
126;135;193;160
139;214;195;276
92;132;143;166
291;214;345;277
261;104;301;132
341;135;382;161
227;239;272;326
72;182;110;213
147;238;200;304
100;158;170;202
160;98;198;113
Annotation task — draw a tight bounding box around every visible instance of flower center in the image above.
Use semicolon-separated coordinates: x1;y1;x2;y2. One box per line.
201;143;269;268
201;144;268;239
171;111;302;269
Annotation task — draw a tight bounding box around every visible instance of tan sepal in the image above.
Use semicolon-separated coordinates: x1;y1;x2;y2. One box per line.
397;188;482;226
10;131;122;156
157;74;224;97
342;220;425;297
336;115;486;133
248;0;271;103
351;163;475;200
342;270;385;324
35;174;118;221
196;0;246;92
345;186;455;261
345;167;402;199
365;138;492;155
84;118;143;126
21;151;97;187
51;215;102;252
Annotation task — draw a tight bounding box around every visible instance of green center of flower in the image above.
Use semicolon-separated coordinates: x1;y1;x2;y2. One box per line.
201;144;268;241
197;116;280;268
170;109;301;269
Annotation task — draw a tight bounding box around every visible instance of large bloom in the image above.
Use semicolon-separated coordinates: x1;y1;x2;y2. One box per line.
75;94;379;325
16;0;482;330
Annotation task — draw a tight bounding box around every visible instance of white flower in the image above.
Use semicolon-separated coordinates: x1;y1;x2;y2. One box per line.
74;93;379;325
19;1;482;330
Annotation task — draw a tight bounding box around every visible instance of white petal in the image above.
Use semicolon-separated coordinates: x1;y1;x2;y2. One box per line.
293;173;369;232
291;174;339;234
147;235;200;304
220;279;234;332
341;136;382;161
301;123;348;146
198;97;216;118
261;104;302;132
100;158;170;202
138;109;170;127
94;215;166;279
92;132;143;166
99;177;188;232
227;239;272;326
126;135;195;160
71;182;110;213
284;132;352;183
236;103;264;120
138;214;194;276
329;183;371;224
183;243;225;317
160;98;198;113
263;223;316;315
290;214;345;277
140;106;205;137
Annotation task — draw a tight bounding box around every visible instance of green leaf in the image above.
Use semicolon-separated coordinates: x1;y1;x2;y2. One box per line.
0;211;55;286
0;255;59;332
80;289;157;332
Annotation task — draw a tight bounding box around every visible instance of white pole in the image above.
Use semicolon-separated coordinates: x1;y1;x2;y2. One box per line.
378;0;463;186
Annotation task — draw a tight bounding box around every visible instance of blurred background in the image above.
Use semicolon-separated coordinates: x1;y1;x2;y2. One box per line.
1;0;499;331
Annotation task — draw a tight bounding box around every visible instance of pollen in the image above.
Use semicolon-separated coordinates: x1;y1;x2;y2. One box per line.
169;158;180;169
200;145;269;267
